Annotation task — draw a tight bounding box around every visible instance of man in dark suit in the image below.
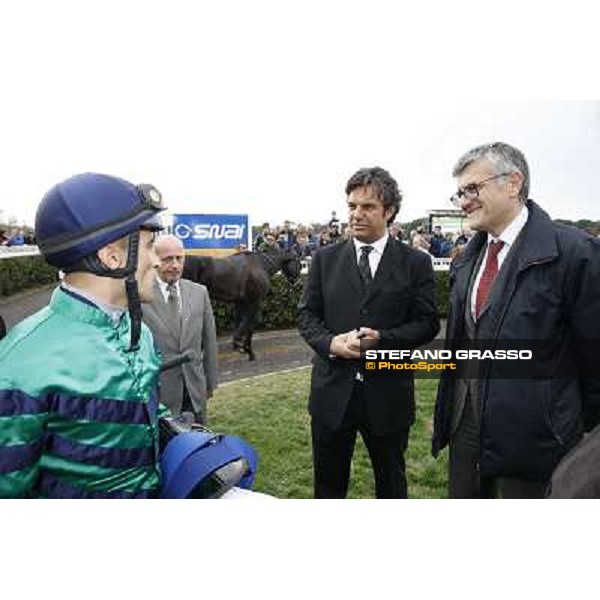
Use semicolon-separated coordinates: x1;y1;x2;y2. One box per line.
298;167;439;498
432;142;600;498
144;235;218;424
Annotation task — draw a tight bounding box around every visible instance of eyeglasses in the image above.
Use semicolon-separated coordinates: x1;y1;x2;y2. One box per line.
450;173;511;206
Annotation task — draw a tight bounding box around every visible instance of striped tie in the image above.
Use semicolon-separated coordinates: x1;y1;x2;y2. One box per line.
167;283;181;334
358;245;374;287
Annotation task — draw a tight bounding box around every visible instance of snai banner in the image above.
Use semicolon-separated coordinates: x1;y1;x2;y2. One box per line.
172;213;249;256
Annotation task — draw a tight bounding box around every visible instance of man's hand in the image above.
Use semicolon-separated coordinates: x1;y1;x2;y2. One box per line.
329;328;380;359
329;332;362;359
346;327;380;353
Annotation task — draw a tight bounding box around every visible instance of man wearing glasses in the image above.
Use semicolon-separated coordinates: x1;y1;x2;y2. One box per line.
432;142;600;498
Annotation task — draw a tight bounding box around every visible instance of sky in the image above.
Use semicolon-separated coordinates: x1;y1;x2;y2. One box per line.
1;2;599;231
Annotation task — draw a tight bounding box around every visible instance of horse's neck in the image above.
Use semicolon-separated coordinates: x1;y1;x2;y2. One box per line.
186;256;214;284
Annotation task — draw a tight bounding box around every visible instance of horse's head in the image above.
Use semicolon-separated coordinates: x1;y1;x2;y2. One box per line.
281;252;302;284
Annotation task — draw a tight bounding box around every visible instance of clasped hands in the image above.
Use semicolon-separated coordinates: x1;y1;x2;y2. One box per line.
329;327;380;360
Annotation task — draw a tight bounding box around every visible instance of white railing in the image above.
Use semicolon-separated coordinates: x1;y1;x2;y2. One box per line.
300;257;311;275
0;245;40;259
431;257;451;271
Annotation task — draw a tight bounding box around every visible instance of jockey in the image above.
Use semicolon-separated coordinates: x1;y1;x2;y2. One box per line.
0;173;260;498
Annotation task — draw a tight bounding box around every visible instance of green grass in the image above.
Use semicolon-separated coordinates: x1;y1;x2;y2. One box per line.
209;369;448;498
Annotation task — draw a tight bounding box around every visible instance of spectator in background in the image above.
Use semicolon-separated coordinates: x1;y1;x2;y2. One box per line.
318;229;332;247
389;222;403;242
328;211;341;230
253;222;270;251
6;228;25;246
411;226;431;254
292;232;313;259
0;230;9;245
429;225;444;257
258;231;280;255
451;228;472;262
328;222;342;243
307;225;318;251
278;220;295;251
439;233;454;258
455;228;470;246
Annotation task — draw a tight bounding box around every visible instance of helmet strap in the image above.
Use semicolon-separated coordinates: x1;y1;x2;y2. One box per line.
62;231;144;352
123;231;142;352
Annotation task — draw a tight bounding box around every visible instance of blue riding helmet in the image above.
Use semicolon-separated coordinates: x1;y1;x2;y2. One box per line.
35;173;166;350
35;173;165;270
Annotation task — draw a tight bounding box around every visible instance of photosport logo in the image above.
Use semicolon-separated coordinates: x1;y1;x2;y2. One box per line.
361;344;540;379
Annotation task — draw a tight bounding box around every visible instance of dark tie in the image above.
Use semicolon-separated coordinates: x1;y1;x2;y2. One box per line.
358;245;374;287
475;240;505;319
167;283;181;333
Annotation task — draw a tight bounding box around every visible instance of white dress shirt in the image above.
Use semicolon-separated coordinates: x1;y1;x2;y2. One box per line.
353;233;389;278
157;277;182;311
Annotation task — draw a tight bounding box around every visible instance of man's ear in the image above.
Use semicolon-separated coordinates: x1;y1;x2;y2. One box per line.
97;241;126;270
507;172;524;200
384;205;395;224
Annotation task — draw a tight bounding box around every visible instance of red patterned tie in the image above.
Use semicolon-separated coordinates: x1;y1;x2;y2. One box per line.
475;240;505;319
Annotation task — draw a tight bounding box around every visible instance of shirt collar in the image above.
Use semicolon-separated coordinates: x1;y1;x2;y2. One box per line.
353;233;389;256
156;276;180;293
488;204;529;248
60;282;125;327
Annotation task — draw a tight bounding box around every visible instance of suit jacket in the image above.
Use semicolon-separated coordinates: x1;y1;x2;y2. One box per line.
298;237;440;435
143;278;218;420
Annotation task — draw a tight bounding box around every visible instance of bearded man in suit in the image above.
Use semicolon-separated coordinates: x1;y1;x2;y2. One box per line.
144;235;218;424
298;167;439;498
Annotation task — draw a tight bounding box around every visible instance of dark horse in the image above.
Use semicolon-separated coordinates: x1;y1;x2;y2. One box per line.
183;250;301;360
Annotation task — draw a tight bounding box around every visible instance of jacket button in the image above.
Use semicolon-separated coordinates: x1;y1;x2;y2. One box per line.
360;308;367;315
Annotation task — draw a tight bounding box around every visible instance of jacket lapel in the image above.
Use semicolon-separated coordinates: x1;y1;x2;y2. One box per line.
153;279;181;346
451;231;487;315
178;280;193;347
341;239;364;298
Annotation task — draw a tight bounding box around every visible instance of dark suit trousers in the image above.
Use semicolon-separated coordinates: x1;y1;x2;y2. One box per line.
311;383;410;499
449;392;547;499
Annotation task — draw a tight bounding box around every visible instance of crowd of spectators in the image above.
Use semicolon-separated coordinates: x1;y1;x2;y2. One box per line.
253;213;475;265
408;224;473;260
253;212;348;260
0;227;36;247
